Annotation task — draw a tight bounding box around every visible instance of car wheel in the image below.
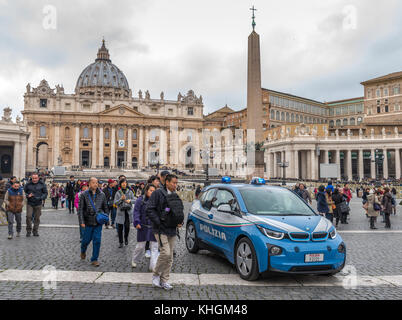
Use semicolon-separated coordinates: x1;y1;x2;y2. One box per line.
186;222;199;254
235;238;259;281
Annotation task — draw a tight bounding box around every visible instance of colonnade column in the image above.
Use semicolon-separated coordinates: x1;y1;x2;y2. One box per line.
27;122;34;170
383;149;388;179
358;149;364;181
335;150;341;181
139;127;144;168
310;149;317;180
144;128;149;167
74;124;80;166
13;141;21;178
370;149;376;179
323;149;329;164
294;150;299;180
346;149;353;181
395;148;401;179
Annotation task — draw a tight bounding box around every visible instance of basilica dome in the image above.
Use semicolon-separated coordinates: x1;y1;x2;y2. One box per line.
75;40;130;93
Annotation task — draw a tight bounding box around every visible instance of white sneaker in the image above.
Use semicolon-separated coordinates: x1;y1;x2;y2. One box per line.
152;275;161;288
161;282;173;291
145;250;151;259
131;262;137;268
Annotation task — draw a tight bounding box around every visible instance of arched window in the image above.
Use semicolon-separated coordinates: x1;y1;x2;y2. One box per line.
132;129;137;140
118;128;124;139
83;127;89;139
286;112;290;122
329;120;334;127
291;113;295;123
350;118;356;125
296;114;299;122
39;126;46;137
276;111;280;120
270;109;275;119
343;118;348;126
105;128;110;139
336;119;341;127
281;112;285;121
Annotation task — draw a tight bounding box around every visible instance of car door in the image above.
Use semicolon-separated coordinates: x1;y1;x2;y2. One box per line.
192;188;217;245
210;189;241;254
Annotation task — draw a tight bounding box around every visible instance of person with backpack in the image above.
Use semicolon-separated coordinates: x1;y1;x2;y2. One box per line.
78;177;109;267
381;187;393;229
4;181;25;239
132;184;158;271
316;185;329;218
146;174;184;291
114;179;136;248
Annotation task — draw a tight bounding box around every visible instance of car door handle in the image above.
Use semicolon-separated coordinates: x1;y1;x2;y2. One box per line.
208;214;214;220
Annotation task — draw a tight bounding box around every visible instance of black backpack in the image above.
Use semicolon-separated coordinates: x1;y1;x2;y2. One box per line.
160;188;184;228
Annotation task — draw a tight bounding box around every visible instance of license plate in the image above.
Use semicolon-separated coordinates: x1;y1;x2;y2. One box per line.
305;254;324;263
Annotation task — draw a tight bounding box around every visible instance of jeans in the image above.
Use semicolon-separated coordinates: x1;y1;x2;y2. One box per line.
81;225;102;262
26;205;42;234
6;211;22;235
111;207;116;225
68;197;75;213
79;226;85;242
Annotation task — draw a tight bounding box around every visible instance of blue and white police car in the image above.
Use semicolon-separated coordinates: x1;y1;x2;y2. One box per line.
185;177;346;281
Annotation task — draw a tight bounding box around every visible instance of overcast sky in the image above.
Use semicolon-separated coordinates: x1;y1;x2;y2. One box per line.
1;0;402;118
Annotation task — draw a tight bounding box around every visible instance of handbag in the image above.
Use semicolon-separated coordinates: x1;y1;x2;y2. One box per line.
118;190;133;211
373;202;381;211
86;191;109;225
337;201;350;214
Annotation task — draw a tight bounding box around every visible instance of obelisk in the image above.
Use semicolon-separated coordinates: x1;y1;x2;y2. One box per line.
247;6;263;144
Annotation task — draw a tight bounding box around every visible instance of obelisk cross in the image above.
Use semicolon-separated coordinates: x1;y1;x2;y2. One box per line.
250;6;257;31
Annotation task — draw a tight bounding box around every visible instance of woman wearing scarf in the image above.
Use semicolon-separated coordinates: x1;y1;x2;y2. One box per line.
114;179;135;248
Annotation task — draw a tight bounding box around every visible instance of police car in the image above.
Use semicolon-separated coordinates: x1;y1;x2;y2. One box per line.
185;177;346;281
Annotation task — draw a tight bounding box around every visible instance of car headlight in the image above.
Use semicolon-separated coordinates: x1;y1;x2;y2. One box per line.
257;225;285;240
329;228;337;240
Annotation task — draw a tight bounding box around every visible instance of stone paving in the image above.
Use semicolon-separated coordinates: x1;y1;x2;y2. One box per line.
0;198;401;300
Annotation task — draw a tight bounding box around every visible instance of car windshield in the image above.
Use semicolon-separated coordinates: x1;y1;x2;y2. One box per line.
239;187;315;216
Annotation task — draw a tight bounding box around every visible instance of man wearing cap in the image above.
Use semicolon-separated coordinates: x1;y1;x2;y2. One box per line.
103;179;117;229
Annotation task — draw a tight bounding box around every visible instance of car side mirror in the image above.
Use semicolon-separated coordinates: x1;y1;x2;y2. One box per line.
217;204;233;214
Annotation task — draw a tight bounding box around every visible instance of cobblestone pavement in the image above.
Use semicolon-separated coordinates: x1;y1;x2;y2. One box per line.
0;198;401;300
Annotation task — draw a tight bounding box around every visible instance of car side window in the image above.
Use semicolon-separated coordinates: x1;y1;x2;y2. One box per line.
201;189;216;211
212;190;236;210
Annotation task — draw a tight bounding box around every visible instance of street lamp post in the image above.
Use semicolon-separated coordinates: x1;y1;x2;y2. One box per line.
370;150;384;180
278;161;289;186
200;149;215;186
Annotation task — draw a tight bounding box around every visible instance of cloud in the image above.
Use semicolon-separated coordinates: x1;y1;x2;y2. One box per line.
0;0;402;119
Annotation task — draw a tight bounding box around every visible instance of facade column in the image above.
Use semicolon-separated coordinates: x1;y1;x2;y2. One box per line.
144;128;149;167
98;125;104;168
281;151;285;178
346;149;353;181
74;125;80;166
395;148;401;179
91;126;97;169
335;149;341;181
53;123;60;167
111;126;116;169
294;150;299;179
159;127;166;167
371;149;376;179
127;126;133;169
20;139;27;178
139;126;144;168
383;149;388;179
27;123;34;170
272;152;277;178
358;149;364;181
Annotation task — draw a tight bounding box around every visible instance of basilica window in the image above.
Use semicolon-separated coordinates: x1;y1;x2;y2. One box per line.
343;119;348;126
350;118;356;126
118;128;124;139
286;113;290;122
281;112;285;121
376;89;381;97
329;120;334;127
83;127;89;139
291;113;295;122
39;126;46;137
104;157;110;167
385;105;389;113
188;107;194;116
133;129;138;140
270;109;275;119
384;88;388;97
40;99;47;108
336;119;341;126
276;111;280;120
105;129;110;139
296;114;300;122
394;87;400;95
65;103;71;110
132;157;138;169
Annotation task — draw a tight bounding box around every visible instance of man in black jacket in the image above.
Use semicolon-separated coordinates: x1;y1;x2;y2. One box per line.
78;177;109;267
65;176;77;214
146;174;183;290
24;173;48;237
